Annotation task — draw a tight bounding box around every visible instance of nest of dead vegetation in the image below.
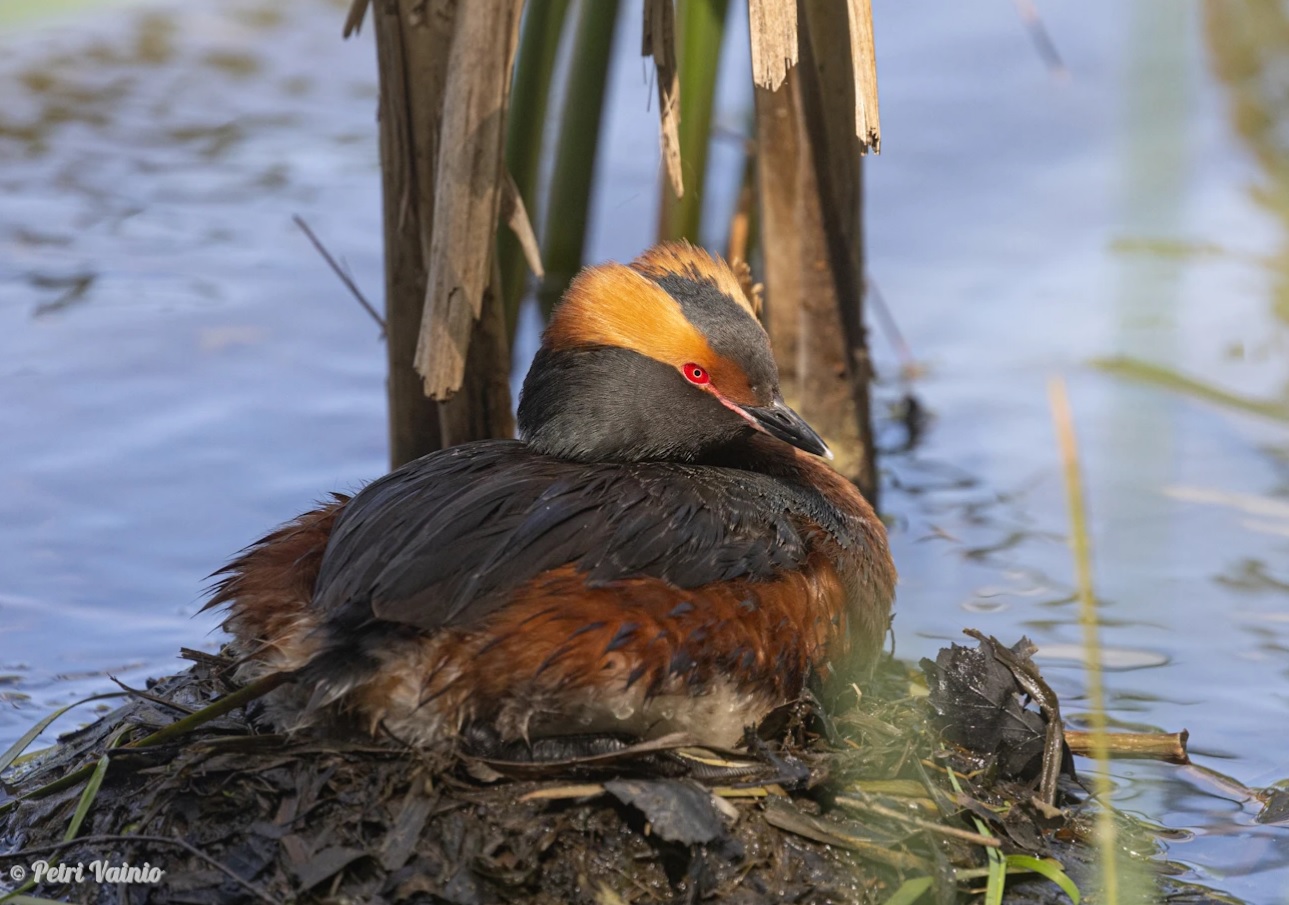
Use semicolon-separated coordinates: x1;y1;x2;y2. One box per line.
0;637;1209;905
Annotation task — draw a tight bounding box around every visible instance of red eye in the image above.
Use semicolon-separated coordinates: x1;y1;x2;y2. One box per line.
683;363;710;385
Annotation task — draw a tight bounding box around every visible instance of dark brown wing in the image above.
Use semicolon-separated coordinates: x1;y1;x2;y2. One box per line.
310;440;822;634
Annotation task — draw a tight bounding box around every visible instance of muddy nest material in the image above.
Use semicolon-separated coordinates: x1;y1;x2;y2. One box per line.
0;639;1182;904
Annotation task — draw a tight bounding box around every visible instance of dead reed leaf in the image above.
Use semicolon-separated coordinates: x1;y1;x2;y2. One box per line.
749;0;798;91
643;0;683;199
845;0;881;151
415;0;524;400
501;168;544;279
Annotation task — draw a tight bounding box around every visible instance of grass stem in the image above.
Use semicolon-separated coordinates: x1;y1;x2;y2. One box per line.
1048;375;1119;904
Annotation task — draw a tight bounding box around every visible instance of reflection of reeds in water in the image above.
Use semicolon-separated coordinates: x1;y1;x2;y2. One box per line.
1095;355;1289;422
1093;5;1289;427
1207;3;1289;326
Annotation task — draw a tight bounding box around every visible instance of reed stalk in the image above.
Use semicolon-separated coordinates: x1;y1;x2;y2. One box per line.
500;0;572;332
1048;376;1119;905
537;0;622;317
656;0;730;242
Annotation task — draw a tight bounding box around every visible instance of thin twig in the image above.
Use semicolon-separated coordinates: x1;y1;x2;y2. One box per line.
1013;0;1067;79
342;0;371;39
833;794;1003;848
1064;729;1189;765
292;215;386;335
107;676;198;716
865;277;920;381
1;834;278;905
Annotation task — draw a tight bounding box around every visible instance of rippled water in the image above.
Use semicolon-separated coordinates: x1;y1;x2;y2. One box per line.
2;1;1288;901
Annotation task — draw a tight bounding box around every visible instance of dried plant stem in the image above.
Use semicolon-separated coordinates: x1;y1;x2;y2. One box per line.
369;0;452;467
416;0;525;400
292;215;385;335
833;795;1002;848
1049;375;1119;904
1064;729;1189;765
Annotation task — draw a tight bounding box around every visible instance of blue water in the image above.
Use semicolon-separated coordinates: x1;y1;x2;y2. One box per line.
2;1;1287;901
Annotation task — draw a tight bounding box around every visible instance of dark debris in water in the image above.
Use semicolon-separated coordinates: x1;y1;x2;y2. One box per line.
0;643;1228;904
1257;788;1289;826
921;634;1076;786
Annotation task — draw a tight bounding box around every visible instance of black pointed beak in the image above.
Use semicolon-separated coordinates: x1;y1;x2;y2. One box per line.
741;398;832;459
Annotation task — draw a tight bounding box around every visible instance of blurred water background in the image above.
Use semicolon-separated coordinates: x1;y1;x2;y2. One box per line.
2;1;1288;900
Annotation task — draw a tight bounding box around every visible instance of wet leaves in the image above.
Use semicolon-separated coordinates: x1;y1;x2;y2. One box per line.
1256;788;1289;825
921;636;1060;781
602;779;726;846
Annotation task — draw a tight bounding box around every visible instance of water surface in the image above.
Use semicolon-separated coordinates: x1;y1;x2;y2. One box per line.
2;1;1287;901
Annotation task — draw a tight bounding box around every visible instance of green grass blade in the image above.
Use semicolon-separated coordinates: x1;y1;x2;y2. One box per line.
0;692;126;775
126;671;286;749
656;0;730;243
62;751;109;843
500;0;572;330
1;672;287;816
1005;855;1081;904
880;875;933;905
537;0;622;317
62;728;127;843
983;837;1006;905
4;895;72;905
944;765;1008;904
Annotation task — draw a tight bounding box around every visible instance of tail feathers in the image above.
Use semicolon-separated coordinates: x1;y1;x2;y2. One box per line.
204;494;349;674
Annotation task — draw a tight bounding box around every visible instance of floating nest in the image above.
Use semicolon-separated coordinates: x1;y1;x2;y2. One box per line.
0;636;1218;904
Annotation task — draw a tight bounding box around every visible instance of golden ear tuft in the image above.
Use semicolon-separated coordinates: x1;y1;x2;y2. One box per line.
544;262;716;366
630;241;758;320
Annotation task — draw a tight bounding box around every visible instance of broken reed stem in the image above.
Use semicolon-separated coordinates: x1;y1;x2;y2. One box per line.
1064;729;1189;765
844;0;881;151
748;0;798;92
643;0;682;200
1048;375;1119;904
416;0;524;400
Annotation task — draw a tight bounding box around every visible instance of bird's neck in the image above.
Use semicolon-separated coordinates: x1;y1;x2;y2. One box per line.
517;346;747;463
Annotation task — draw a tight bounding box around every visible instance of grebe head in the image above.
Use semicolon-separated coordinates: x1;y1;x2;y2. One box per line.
517;242;829;463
